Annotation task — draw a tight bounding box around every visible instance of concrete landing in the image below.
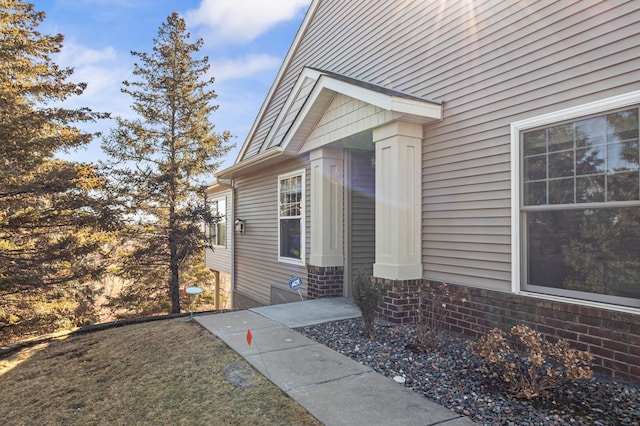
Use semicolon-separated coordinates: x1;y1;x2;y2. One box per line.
250;297;361;327
196;298;473;426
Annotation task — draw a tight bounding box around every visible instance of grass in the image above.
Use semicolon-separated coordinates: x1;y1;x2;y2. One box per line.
0;317;322;425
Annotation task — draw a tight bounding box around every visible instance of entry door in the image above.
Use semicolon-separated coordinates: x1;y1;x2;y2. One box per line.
345;150;375;296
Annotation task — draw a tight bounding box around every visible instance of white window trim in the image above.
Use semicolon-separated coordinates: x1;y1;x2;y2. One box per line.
209;196;227;248
278;169;306;266
510;90;640;299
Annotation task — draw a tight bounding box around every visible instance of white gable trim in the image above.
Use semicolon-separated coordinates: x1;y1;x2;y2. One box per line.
280;69;443;154
314;75;443;119
217;66;443;179
235;1;321;164
263;68;324;151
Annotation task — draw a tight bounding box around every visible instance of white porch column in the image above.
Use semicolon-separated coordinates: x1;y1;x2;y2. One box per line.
373;121;423;280
309;147;344;266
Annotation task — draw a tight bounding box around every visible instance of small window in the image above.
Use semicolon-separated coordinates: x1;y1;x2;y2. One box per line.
208;197;226;247
517;101;640;307
278;170;305;265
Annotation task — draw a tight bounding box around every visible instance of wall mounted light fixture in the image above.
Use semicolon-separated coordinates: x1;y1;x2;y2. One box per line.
235;219;245;234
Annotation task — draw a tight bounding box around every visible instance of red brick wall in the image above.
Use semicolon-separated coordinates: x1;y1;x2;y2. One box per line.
371;277;420;323
374;278;640;386
307;266;344;299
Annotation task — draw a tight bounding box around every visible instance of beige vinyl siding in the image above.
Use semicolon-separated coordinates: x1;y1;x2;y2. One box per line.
244;1;640;158
421;0;640;291
349;150;375;287
239;0;640;292
205;189;232;275
233;158;310;305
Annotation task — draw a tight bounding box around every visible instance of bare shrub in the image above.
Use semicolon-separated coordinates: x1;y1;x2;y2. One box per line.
353;273;382;340
412;282;465;350
471;324;594;400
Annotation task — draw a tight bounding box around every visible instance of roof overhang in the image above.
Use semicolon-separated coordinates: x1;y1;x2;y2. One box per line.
215;68;443;180
281;68;442;154
309;70;443;120
216;146;285;180
235;0;321;164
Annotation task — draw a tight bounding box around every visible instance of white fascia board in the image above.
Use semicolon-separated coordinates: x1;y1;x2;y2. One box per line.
389;96;443;120
216;147;285;179
320;76;442;119
320;77;386;107
262;68;324;148
280;72;443;152
206;181;221;195
206;178;232;192
279;77;336;151
235;1;321;164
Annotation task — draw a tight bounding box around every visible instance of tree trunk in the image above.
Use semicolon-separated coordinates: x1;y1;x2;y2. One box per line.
168;109;180;314
169;244;180;314
169;203;181;314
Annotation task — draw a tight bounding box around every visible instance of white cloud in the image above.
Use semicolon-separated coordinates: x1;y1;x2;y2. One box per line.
212;54;282;81
185;0;309;44
52;41;133;121
56;42;118;68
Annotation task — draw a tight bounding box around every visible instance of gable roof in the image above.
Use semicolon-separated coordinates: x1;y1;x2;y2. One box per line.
232;0;449;164
277;67;442;154
217;67;442;179
233;0;322;165
219;0;471;180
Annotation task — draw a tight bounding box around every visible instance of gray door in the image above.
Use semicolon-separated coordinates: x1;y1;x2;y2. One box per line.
346;150;375;296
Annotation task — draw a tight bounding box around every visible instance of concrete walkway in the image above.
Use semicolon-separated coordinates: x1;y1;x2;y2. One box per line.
196;298;473;426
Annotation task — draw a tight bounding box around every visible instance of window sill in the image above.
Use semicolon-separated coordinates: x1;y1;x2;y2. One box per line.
515;290;640;316
278;256;305;267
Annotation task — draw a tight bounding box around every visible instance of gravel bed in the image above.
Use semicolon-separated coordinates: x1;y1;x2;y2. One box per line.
296;318;640;425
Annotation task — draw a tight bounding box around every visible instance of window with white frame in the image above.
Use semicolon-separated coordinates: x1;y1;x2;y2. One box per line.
208;197;226;247
278;170;305;264
515;94;640;308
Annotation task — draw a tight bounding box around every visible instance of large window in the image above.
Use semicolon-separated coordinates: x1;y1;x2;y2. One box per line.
517;98;640;308
208;197;226;247
278;170;305;265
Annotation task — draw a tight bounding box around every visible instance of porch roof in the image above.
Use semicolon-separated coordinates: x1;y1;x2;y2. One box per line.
216;68;442;179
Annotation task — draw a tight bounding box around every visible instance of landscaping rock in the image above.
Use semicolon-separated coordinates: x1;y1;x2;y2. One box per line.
297;318;640;425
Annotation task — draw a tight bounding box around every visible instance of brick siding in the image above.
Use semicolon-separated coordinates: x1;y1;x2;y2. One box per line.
307;266;344;299
374;278;640;386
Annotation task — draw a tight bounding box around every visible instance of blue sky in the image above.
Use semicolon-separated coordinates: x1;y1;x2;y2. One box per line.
33;0;311;168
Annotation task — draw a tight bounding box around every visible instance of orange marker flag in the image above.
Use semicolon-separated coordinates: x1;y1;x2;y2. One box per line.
246;329;253;346
183;287;187;296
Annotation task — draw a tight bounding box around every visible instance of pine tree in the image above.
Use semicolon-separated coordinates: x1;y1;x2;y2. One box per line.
0;0;114;294
102;12;232;314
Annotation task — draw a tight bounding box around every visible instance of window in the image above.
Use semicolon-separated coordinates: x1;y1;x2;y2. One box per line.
514;93;640;308
208;197;226;247
278;170;305;265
